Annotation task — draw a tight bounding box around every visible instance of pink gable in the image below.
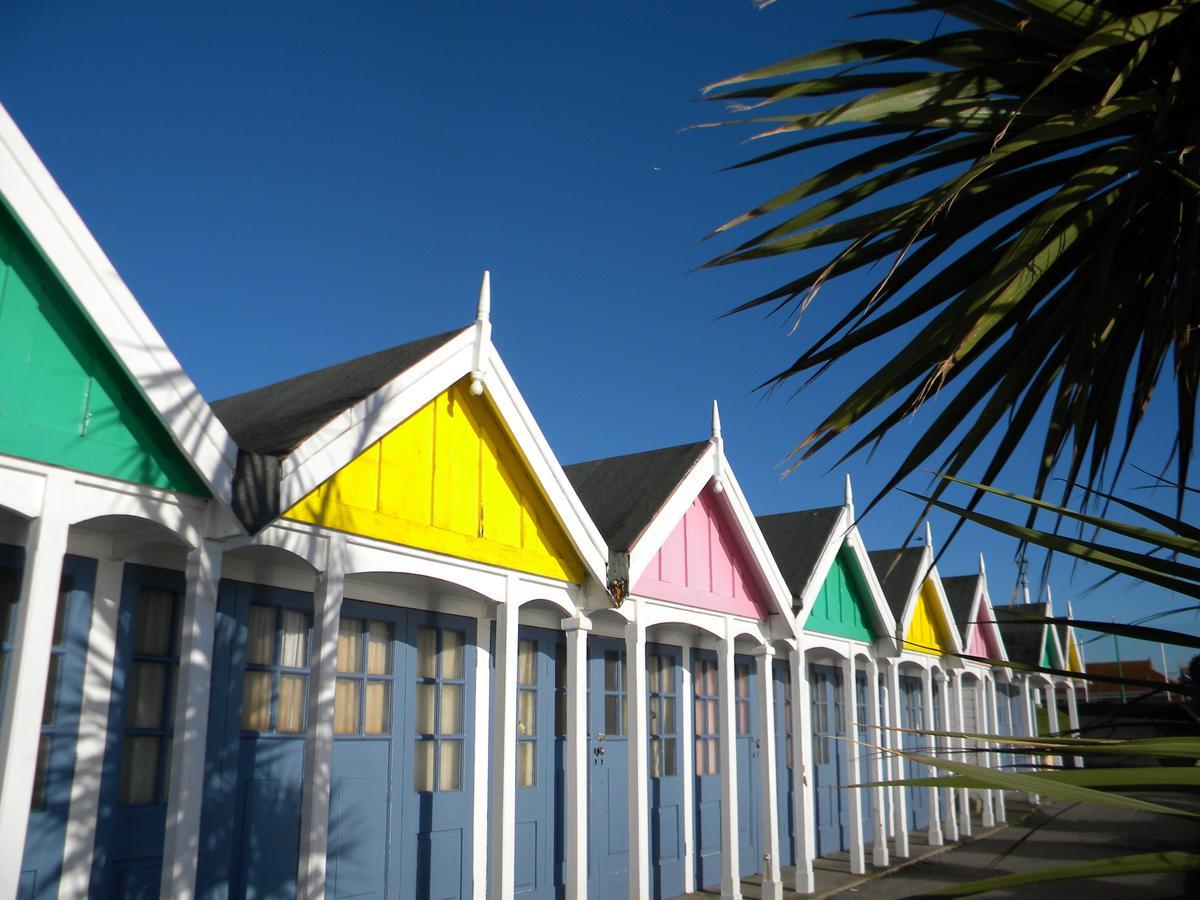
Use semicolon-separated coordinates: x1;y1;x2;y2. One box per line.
633;484;769;619
967;602;1003;659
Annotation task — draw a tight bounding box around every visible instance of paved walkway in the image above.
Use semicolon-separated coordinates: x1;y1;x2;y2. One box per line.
677;793;1200;898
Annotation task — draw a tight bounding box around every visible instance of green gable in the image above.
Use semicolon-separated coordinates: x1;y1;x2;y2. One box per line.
0;205;207;495
805;548;877;642
1041;635;1055;670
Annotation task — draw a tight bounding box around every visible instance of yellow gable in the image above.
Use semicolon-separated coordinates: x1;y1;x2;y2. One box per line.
285;377;586;583
903;579;954;656
1067;634;1082;673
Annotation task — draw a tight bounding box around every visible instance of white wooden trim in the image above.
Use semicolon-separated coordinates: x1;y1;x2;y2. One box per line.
0;472;71;900
790;643;815;893
627;444;712;586
625;616;650;899
562;614;590;900
921;667;943;846
716;634;742;899
886;659;909;858
488;579;520;897
472;608;494;900
754;645;782;900
952;672;971;837
842;654;865;875
679;632;696;895
0;104;237;504
866;658;889;867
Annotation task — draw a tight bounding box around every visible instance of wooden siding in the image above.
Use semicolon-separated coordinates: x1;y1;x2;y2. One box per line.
1067;635;1082;673
966;604;1003;659
805;549;875;642
284;378;585;583
903;580;953;656
632;484;768;618
0;204;206;494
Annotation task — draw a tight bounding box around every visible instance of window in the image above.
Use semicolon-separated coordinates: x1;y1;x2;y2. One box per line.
554;641;566;737
601;648;627;737
413;626;466;792
779;665;793;770
31;581;72;810
334;617;393;735
516;638;537;787
693;655;719;775
119;587;181;806
240;604;311;734
735;662;751;736
647;651;677;778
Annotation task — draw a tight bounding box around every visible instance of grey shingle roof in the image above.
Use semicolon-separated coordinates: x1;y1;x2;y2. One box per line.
563;442;709;553
942;574;981;642
868;547;925;621
994;603;1050;667
755;507;843;602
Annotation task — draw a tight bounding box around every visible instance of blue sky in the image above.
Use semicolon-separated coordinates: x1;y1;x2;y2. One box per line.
3;1;1196;676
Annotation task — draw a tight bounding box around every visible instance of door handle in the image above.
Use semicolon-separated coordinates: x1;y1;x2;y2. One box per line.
594;746;605;756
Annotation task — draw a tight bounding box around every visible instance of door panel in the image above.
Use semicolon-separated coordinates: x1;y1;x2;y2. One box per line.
809;664;845;857
691;650;721;890
734;656;759;877
647;644;683;898
588;637;628;899
855;670;874;842
898;675;929;832
772;660;795;868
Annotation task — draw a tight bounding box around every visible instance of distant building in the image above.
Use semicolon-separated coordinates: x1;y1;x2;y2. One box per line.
1085;660;1169;701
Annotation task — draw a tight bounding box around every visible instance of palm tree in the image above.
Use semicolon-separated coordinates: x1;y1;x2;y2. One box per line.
702;0;1200;516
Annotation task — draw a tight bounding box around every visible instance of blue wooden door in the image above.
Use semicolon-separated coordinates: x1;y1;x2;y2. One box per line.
91;563;187;899
647;644;683;899
734;656;760;877
898;675;928;832
772;660;795;868
691;650;721;890
808;664;845;857
325;600;405;900
855;671;874;842
5;549;95;900
514;626;565;899
588;636;628;899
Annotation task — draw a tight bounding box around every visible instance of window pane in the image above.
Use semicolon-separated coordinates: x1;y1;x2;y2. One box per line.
661;658;675;693
441;630;464;680
334;678;360;734
604;696;619;736
695;738;704;772
662;698;676;735
648;654;660;693
416;628;437;679
280;611;308;668
127;661;167;729
240;671;272;731
337;618;361;673
705;661;717;695
517;639;537;686
135;589;175;656
413;740;434;792
554;642;566;689
517;740;535;788
707;740;719;776
649;737;661;779
440;684;463;735
277;674;307;733
518;690;536;736
786;735;794;769
415;684;436;734
736;665;749;698
664;737;677;777
439;740;462;791
119;735;160;806
31;734;50;810
51;588;67;648
649;696;660;736
604;651;619;692
364;681;390;734
245;605;275;666
0;568;17;642
555;692;565;738
42;655;61;725
366;621;392;675
737;701;750;735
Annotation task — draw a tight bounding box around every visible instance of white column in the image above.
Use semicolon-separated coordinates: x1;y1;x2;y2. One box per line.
472;609;494;900
1043;681;1061;770
626;618;650;899
296;536;347;900
790;645;815;894
717;636;741;899
562;614;591;900
680;635;696;895
921;667;943;846
866;659;888;867
988;679;1007;823
754;646;782;900
57;557;124;900
887;661;909;858
160;538;225;900
841;654;865;875
1021;678;1040;804
879;671;894;841
937;672;959;842
489;584;520;898
977;678;995;829
952;672;971;837
0;474;71;900
1067;682;1082;768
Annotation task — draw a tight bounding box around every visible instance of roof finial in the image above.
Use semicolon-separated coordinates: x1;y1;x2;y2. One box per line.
470;270;492;396
978;551;987;578
711;399;725;493
923;520;934;553
1044;583;1053;613
844;472;854;510
1067;598;1074;619
711;399;722;440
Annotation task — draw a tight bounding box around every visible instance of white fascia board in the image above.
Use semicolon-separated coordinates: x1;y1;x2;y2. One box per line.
795;506;850;627
479;346;608;584
278;330;474;509
0;103;236;505
975;586;1010;663
711;455;799;639
626;444;713;586
843;525;899;648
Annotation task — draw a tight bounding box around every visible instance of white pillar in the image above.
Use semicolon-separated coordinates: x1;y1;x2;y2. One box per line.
988;679;1006;823
1067;682;1082;768
717;637;741;899
1043;681;1061;770
879;671;894;841
297;535;347;900
680;635;696;895
489;585;520;898
841;654;865;875
977;678;995;829
1021;678;1040;804
790;645;815;894
562;614;591;900
887;661;909;858
937;672;958;843
0;474;71;900
160;538;224;900
472;608;494;900
626;618;650;899
754;646;782;900
866;659;888;867
921;667;943;846
58;557;124;900
952;672;971;837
